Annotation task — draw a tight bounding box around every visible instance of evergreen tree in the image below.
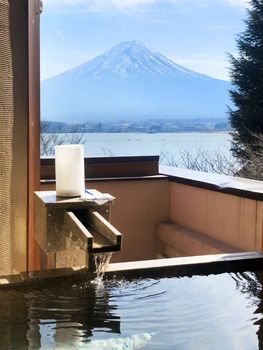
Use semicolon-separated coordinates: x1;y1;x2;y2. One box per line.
229;0;263;162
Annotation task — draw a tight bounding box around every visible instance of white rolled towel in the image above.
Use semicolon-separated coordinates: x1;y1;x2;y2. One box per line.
82;332;152;350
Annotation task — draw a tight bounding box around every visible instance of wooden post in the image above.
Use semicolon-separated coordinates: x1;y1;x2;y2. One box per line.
27;0;41;270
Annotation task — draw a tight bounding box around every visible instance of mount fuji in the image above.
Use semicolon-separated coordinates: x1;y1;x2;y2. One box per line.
41;41;232;122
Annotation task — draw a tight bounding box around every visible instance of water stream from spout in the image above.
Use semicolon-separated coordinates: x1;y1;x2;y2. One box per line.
93;252;112;284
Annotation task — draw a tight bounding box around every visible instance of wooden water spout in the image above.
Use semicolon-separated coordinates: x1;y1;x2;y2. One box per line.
34;190;122;271
65;209;122;253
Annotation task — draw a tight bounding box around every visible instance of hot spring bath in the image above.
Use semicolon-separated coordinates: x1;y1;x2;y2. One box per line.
1;259;263;350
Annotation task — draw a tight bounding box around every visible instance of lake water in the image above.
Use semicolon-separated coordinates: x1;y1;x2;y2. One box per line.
42;131;233;168
83;132;232;160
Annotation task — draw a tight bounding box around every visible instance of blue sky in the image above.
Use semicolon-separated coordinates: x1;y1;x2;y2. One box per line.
41;0;249;81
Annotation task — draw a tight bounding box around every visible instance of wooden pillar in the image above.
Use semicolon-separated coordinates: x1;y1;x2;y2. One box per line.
27;0;41;270
0;0;41;275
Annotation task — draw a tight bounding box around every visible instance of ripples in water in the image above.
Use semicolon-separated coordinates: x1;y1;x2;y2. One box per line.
0;271;263;349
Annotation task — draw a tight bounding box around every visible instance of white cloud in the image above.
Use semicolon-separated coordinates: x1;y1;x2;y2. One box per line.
224;0;249;7
170;53;231;80
41;47;102;80
44;0;158;11
205;25;239;31
44;0;249;12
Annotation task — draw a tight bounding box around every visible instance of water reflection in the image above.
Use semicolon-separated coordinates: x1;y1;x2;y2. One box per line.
2;272;263;349
231;271;263;349
0;290;29;349
0;281;120;349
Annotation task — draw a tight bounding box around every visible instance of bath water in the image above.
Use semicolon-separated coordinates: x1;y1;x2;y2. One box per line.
0;270;262;349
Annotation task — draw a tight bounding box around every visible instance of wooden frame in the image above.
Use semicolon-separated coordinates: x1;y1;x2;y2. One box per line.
27;0;41;270
40;156;159;180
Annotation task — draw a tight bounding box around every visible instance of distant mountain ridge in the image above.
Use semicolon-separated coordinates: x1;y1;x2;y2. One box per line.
41;41;232;122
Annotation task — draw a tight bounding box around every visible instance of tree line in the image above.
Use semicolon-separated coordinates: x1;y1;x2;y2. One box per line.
229;0;263;169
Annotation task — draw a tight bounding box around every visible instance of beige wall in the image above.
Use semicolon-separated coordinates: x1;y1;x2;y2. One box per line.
91;179;171;262
170;182;263;252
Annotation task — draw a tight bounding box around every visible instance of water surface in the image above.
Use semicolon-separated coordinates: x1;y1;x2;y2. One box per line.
83;132;232;160
0;271;262;349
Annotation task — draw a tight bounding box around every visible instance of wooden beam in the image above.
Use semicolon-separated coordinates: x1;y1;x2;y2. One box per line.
87;209;122;247
64;211;93;252
27;0;41;270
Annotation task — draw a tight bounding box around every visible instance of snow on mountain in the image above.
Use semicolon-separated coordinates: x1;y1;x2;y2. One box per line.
41;41;232;122
68;41;203;79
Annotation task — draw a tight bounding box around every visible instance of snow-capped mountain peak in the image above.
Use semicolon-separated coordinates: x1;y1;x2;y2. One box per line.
41;41;231;123
68;40;203;79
